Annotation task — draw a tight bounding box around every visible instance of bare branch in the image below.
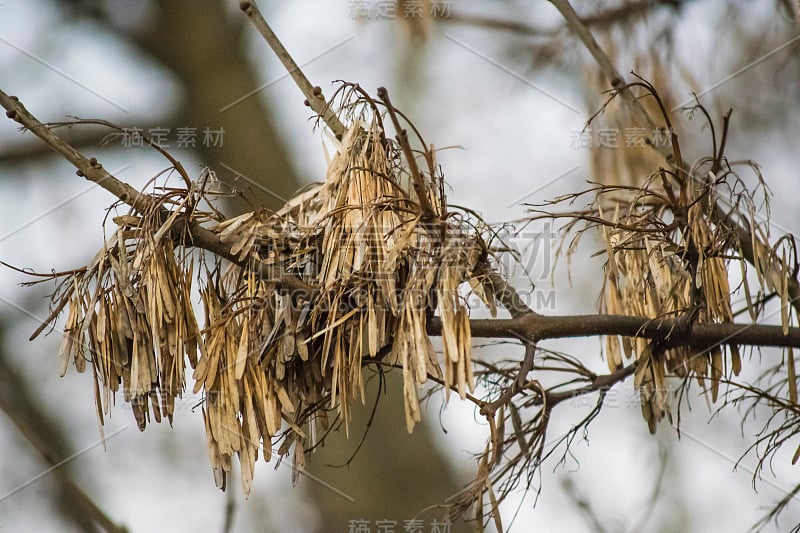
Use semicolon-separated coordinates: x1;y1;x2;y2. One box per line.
447;1;687;39
430;313;800;349
1;90;154;213
0;89;315;297
236;1;346;138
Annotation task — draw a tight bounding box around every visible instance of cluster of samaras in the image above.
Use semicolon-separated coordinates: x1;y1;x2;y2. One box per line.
52;118;494;493
598;177;743;433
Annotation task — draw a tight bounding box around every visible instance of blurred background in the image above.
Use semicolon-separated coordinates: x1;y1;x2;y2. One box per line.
1;0;799;531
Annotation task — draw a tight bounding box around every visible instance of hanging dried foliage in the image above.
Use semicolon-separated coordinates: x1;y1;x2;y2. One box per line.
531;86;799;434
36;88;496;494
596;174;740;433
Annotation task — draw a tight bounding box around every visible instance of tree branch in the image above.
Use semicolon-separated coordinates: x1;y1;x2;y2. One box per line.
0;89;315;297
6;88;797;356
429;313;800;349
236;1;346;139
446;1;687;39
484;271;538;319
545;361;638;404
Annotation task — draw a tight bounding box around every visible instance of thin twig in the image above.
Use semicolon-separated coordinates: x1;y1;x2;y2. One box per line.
237;1;346;139
548;0;673;162
1;91;154;213
545;361;638;404
376;86;435;217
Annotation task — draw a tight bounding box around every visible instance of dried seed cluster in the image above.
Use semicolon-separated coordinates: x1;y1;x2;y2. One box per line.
46;109;493;494
574;79;798;433
590;139;796;434
59;230;199;430
599;183;741;432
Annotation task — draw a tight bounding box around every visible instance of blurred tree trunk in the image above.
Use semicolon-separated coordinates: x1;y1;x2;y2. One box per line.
306;373;466;531
0;322;105;533
111;0;302;212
